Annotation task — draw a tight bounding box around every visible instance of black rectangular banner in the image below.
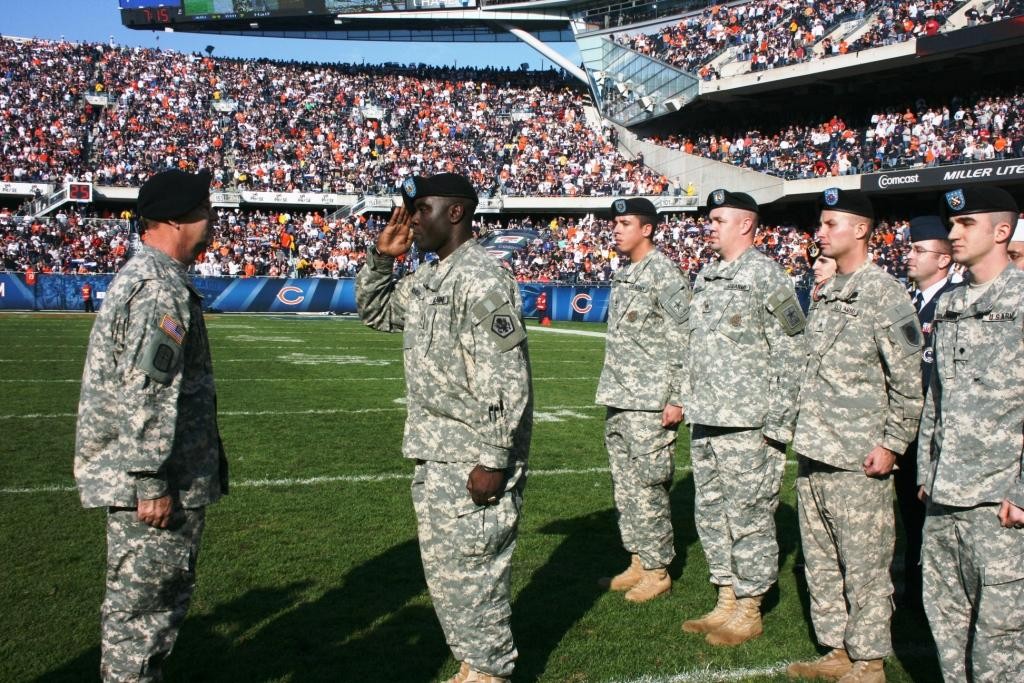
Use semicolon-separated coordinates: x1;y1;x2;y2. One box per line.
861;158;1024;193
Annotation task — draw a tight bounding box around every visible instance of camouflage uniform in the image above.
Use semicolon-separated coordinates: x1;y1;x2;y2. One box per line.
75;244;228;683
595;248;691;570
688;246;805;598
357;239;532;679
792;260;923;661
918;264;1024;682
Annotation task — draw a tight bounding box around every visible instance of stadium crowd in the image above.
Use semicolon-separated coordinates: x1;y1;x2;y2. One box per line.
614;0;1019;77
1;203;914;287
0;37;666;197
647;90;1024;178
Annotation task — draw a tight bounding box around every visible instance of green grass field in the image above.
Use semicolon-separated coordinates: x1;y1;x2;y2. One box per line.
0;313;939;682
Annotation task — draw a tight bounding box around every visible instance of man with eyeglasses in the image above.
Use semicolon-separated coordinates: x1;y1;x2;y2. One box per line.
896;216;957;612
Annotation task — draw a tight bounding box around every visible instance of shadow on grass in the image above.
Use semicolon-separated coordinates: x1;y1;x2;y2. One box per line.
512;473;696;680
513;505;618;681
38;539;450;683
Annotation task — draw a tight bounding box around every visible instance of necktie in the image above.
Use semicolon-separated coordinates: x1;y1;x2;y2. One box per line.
912;291;924;313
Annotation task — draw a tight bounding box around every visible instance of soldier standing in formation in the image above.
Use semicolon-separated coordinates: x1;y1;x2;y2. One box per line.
596;197;691;603
74;169;228;683
356;173;533;683
788;189;923;683
894;216;956;611
917;186;1024;681
681;190;806;646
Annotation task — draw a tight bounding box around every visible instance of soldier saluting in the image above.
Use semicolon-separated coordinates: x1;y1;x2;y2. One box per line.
357;173;533;683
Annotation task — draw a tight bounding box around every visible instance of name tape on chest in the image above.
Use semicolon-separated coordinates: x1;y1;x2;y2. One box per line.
985;311;1016;322
833;302;859;317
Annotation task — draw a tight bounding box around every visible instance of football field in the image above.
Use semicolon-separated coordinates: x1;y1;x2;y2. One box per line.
0;312;939;682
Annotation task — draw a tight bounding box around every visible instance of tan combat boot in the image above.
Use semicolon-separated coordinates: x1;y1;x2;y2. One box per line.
443;662;470;683
682;585;736;634
786;648;853;680
705;594;763;646
462;669;509;683
624;566;670;602
837;659;885;683
599;554;643;591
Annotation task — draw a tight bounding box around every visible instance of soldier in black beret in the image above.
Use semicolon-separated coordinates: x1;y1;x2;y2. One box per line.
595;194;691;604
897;215;956;612
681;188;806;646
920;186;1024;680
788;186;923;680
76;165;226;682
358;171;532;682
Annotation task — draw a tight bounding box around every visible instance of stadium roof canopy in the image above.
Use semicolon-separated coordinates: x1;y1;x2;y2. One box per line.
118;0;598;43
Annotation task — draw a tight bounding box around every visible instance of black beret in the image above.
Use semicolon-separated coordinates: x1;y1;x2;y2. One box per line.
909;215;949;242
941;185;1019;219
137;169;212;221
401;173;478;211
608;197;658;218
706;188;758;213
818;187;874;221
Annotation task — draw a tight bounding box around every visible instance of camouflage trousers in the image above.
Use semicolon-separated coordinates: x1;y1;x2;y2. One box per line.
690;425;785;598
411;460;525;679
795;458;894;661
922;502;1024;682
605;408;676;570
102;507;205;683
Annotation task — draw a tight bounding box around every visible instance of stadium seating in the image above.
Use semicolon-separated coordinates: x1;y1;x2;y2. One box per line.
0;37;664;197
645;92;1024;178
612;0;1009;78
1;204;914;284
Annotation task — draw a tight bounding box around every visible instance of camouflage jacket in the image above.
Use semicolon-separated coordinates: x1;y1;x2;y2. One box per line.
793;260;923;470
687;246;806;441
595;248;691;411
918;264;1024;507
75;245;228;509
356;240;533;469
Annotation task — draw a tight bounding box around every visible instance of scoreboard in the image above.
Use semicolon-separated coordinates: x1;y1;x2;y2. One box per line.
120;1;478;27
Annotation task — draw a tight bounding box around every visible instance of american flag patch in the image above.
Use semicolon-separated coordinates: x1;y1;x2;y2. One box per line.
159;314;186;345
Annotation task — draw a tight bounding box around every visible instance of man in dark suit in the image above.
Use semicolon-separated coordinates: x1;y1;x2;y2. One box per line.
896;215;958;610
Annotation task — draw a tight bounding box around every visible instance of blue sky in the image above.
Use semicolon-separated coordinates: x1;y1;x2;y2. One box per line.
3;1;580;69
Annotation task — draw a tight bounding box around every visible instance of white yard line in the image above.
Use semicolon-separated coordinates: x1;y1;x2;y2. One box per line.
527;325;607;338
608;662;789;683
0;404;604;420
0;462;800;496
1;465;613;495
